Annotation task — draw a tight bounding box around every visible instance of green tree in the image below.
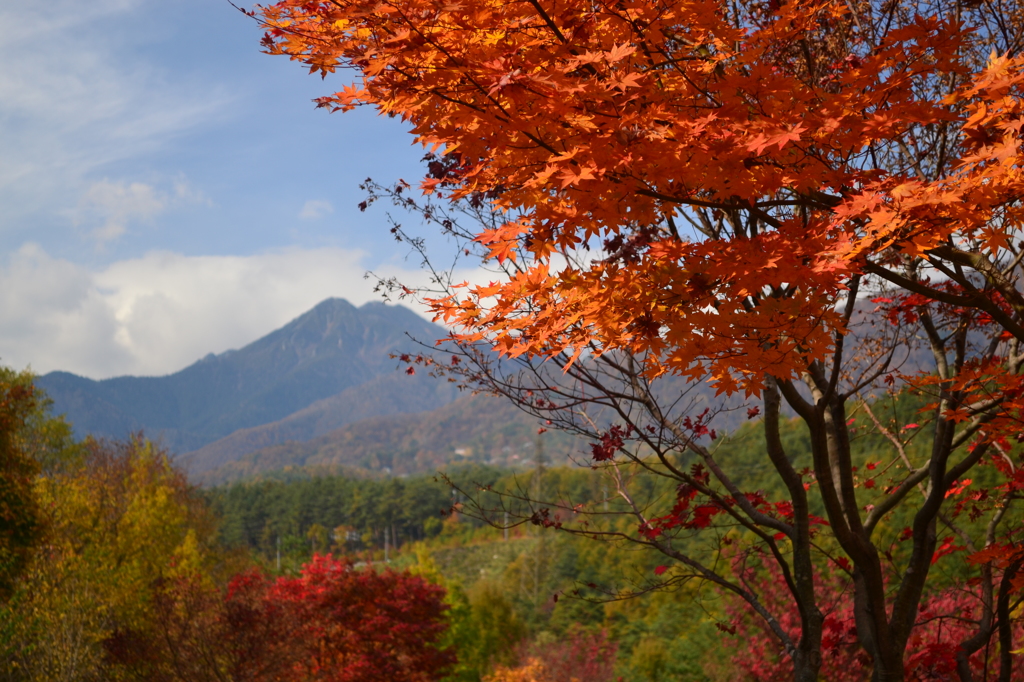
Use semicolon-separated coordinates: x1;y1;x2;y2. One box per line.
1;437;221;681
0;368;58;599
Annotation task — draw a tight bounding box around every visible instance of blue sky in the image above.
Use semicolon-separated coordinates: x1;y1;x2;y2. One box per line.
0;0;459;378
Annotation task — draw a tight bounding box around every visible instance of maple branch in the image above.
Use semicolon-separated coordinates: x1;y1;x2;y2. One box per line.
919;306;953;384
822;274;859;403
861;401;932;535
634;189;784;229
523;0;568;44
635;188;743;212
943;441;991;491
777;377;857;551
1000;239;1024;278
627;374;794;538
455;355;793;562
841;326;907;400
862;263;969;307
929;244;1024;332
804;361;863;536
889;394;967;651
863;465;932;535
446;457;800;660
763;374;825;665
763;377;810;541
498;352;811;614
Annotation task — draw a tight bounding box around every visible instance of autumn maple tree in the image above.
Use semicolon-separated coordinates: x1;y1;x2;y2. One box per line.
719;554;1024;680
256;0;1024;680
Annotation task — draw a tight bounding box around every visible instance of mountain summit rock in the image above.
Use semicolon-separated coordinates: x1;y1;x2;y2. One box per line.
37;299;455;454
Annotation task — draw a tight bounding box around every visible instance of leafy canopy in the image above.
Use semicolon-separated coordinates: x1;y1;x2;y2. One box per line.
259;0;1024;393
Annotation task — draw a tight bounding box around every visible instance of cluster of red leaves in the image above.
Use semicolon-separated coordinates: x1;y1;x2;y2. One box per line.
105;555;454;682
642;464;827;539
269;554;455;681
589;424;631;461
912;360;1024;449
869;278;1014;330
681;407;717;440
529;506;564;530
588;410;718;463
969;543;1024;594
640;464;711;538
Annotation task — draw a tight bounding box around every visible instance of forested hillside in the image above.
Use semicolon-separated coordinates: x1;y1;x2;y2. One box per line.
197;394;582;485
204;393;1020;681
206;462;727;680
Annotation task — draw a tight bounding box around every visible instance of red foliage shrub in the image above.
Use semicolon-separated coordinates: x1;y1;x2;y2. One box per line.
270;554;455;682
516;628;618;682
717;559;1024;681
105;555;454;682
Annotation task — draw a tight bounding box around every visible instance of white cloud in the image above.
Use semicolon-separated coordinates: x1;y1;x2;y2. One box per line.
299;200;334;220
0;244;134;377
0;244;483;379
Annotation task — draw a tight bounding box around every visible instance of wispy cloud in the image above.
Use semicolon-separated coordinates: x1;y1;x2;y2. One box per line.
0;1;230;235
299;200;334;220
74;178;210;243
78;181;167;242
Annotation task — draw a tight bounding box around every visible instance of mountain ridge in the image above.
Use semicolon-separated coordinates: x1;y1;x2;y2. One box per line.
183;369;460;474
37;299;455;453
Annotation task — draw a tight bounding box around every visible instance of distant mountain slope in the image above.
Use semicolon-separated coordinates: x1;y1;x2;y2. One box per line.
182;370;460;474
188;350;763;485
37;299;455;453
196;393;580;486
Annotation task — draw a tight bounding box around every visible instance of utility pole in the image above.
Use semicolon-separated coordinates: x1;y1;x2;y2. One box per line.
384;526;390;563
533;433;548;475
532;432;546;609
276;535;281;572
533;433;547;501
504;510;509;541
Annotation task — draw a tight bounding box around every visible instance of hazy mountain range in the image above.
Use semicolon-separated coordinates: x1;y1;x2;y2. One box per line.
37;299;564;484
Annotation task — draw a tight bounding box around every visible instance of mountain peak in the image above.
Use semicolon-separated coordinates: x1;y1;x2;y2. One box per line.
313;297;358;313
